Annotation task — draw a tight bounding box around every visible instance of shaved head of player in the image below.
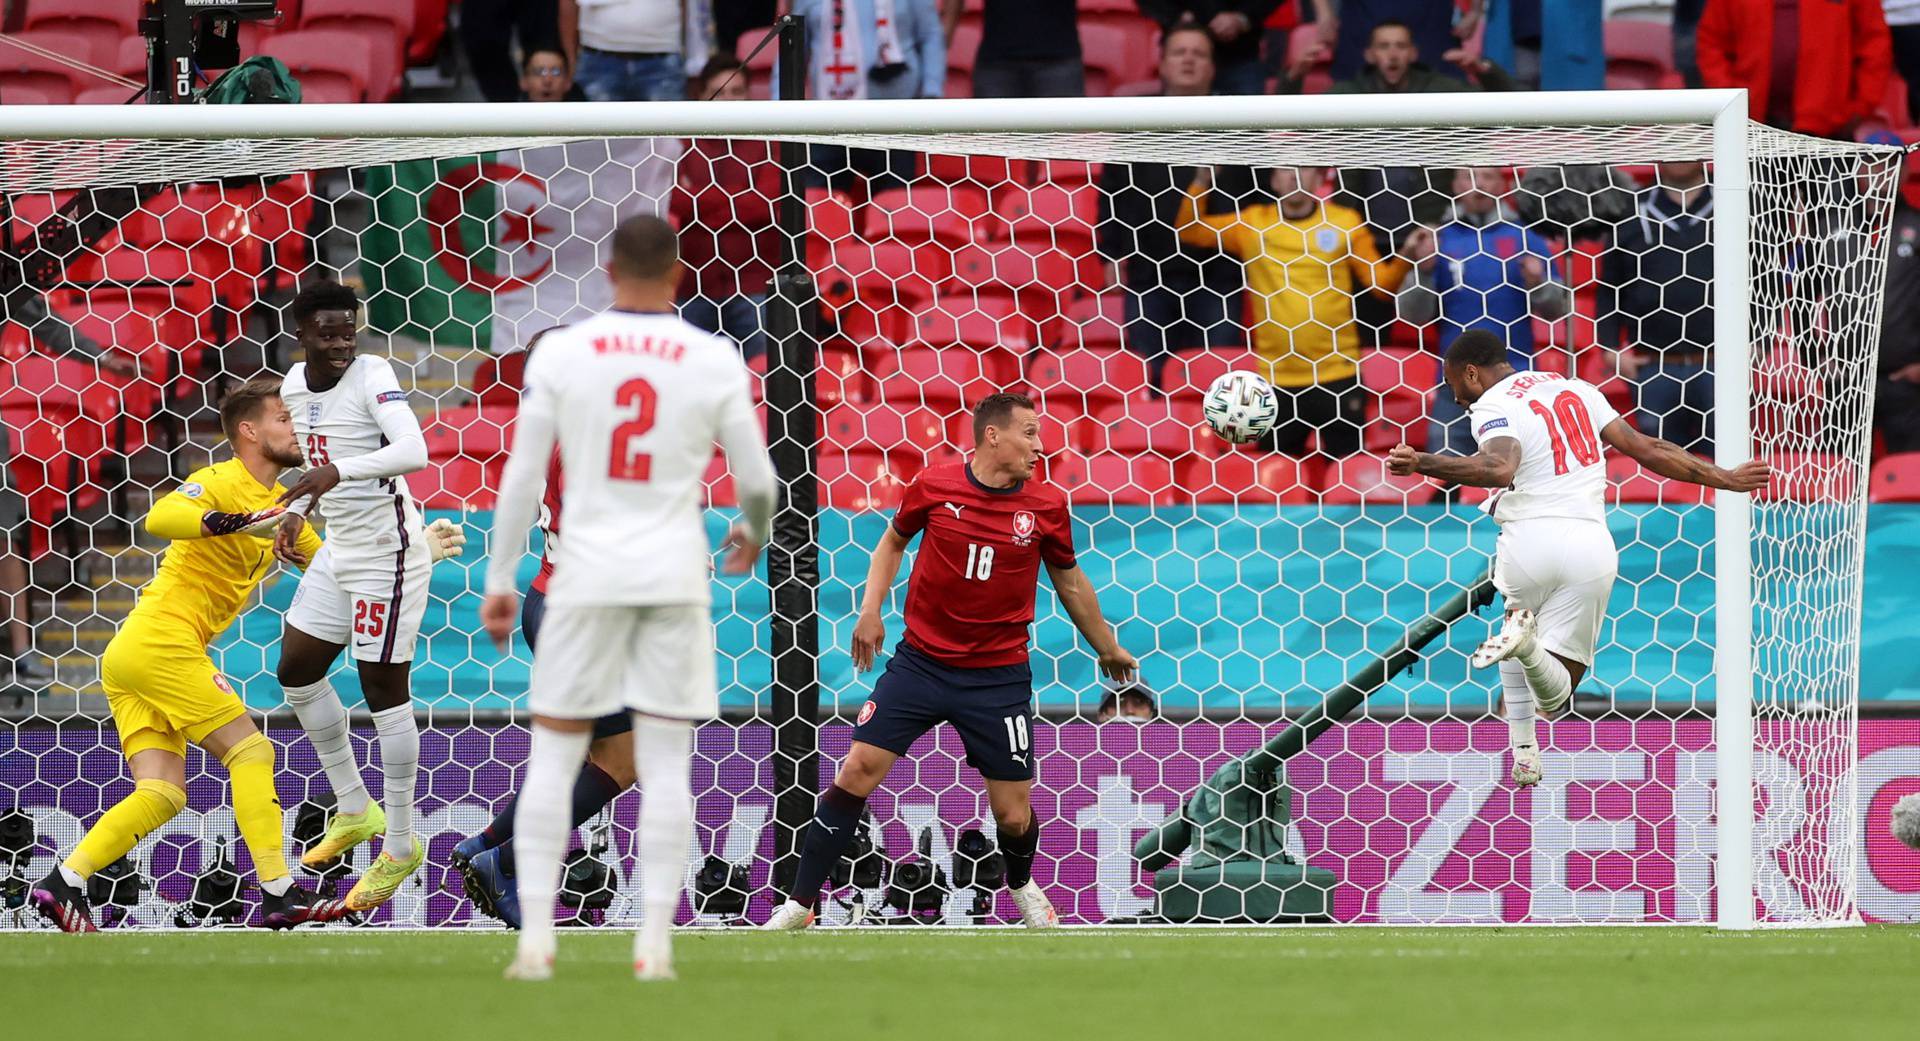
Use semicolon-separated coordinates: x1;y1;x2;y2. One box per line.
763;392;1139;931
1389;329;1769;786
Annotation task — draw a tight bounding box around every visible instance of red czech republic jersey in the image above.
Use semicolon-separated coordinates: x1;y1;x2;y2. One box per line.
890;463;1078;668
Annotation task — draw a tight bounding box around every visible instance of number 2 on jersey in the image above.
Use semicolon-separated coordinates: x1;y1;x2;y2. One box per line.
1527;390;1602;475
608;378;657;482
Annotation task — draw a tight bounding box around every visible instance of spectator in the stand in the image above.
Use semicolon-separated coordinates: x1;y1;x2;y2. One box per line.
672;56;780;362
1596;161;1716;454
562;0;689;102
1697;0;1891;137
1874;187;1920;453
1402;167;1569;456
1887;1;1920;118
1673;0;1706;87
1097;683;1159;722
1263;1;1337;93
795;0;945;191
1177;165;1428;458
1137;0;1283;95
1095;26;1244;394
521;47;588;101
1473;0;1603;92
972;0;1085;98
1329;0;1468;84
462;0;563;103
1328;19;1515;95
0;466;49;690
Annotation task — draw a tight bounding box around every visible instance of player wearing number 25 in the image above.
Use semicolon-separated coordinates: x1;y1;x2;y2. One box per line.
764;392;1139;931
1389;330;1769;789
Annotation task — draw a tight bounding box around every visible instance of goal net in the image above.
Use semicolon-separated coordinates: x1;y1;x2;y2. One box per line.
0;93;1905;930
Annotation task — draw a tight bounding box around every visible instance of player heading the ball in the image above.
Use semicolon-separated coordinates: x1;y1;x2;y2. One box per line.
1389;330;1769;787
483;215;777;981
764;392;1138;931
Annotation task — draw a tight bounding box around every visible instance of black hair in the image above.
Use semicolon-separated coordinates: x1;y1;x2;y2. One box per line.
700;54;746;84
609;214;679;281
1368;20;1416;46
288;280;360;328
972;391;1036;443
1444;328;1511;371
522;45;570;73
1098;686;1159;719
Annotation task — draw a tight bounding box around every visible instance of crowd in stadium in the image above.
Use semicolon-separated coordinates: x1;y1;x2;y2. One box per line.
0;0;1916;693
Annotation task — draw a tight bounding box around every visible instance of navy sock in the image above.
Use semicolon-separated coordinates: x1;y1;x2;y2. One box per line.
787;784;867;906
998;815;1040;890
492;761;624;876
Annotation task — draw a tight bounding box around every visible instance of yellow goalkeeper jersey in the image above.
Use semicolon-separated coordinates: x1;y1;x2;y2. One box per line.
1176;185;1412;388
126;458;323;650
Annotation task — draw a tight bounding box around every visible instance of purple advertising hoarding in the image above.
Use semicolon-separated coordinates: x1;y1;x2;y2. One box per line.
4;719;1919;926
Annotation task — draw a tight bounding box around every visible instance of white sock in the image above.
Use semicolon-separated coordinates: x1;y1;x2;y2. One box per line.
1500;660;1537;751
633;715;694;957
58;864;84;888
284;679;370;815
514;724;591;959
260;876;293;897
370;705;420;856
1518;644;1573;714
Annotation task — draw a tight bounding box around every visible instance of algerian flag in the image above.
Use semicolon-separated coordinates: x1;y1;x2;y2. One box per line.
363;137;680;353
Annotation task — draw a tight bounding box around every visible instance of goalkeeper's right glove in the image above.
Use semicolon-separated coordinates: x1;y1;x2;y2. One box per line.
203;506;288;538
424;518;467;563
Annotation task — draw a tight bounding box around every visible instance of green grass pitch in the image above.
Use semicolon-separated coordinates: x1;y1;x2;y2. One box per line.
3;927;1915;1040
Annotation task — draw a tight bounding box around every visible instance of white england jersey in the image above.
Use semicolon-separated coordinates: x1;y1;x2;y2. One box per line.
281;355;427;549
1468;371;1622;526
484;311;776;607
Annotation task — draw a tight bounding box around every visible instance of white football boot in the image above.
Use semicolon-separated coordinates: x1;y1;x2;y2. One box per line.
1010;881;1059;929
503;944;555;982
1510;742;1544;788
760;900;817;930
1471;610;1538;670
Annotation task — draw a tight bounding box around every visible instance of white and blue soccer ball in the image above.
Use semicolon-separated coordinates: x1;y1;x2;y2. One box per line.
1202;370;1279;444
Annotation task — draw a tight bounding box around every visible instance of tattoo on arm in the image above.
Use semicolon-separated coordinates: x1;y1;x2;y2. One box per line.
1415;439;1522;488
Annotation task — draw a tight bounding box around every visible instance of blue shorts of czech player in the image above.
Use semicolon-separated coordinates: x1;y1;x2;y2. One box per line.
523;588;633;742
851;641;1037;782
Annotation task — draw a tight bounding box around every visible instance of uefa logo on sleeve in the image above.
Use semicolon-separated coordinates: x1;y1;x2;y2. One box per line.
856;700;877;726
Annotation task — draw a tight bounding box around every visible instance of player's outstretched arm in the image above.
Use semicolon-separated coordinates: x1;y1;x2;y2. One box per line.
1598;419;1771;492
1045;562;1138;684
145;481;286;541
851;525;912;672
1390;439;1522;488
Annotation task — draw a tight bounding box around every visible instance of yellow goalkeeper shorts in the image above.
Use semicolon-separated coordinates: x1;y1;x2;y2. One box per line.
100;626;249;759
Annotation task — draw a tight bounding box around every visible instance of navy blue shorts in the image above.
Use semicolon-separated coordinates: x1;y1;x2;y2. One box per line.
523;588;633;742
851;643;1036;782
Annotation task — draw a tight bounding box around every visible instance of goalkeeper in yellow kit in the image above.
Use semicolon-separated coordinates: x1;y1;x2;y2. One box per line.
29;380;465;931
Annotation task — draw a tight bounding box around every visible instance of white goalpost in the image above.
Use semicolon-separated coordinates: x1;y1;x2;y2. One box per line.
0;91;1898;931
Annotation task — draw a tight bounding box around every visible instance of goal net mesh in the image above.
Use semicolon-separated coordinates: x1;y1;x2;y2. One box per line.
0;115;1900;928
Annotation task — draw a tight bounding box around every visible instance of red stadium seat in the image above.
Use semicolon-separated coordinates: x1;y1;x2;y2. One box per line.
470;351;528;407
1320;453;1440;505
407;457;499;510
1177;452;1313;505
408;0;451;66
1286;24;1334;94
1757;452;1858;503
804;186;859;254
1;83;55;104
1085;398;1205;459
909;295;1036;355
1606;455;1711;505
21;0;133;66
821;403;955;467
863;184;996;249
0;32;89;104
1026;348;1148;415
876;347;1011;413
1054;452;1175;505
1165;349;1262;401
946;20;982;85
701;453;737;507
994;183;1099;258
298;0;410;100
1076;19;1159;96
923;153;1027;191
944;242;1085;325
73;84;135;104
261;31;374;102
1870;453;1920;503
810;240;945;346
1043;291;1126;354
819;450;910;510
1360;347;1438;451
422;406;516;463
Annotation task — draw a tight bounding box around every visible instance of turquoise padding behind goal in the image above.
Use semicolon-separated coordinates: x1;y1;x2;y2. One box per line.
212;504;1920;715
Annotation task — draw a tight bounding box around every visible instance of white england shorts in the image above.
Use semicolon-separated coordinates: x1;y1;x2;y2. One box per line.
527;603;718;721
284;540;433;663
1493;518;1618;667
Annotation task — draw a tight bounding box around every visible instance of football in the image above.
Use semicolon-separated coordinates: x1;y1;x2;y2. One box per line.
1202;370;1279;444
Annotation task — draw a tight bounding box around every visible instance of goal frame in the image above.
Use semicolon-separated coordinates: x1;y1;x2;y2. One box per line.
0;88;1785;929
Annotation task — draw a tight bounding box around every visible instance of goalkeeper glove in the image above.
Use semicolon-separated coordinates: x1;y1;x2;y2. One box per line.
425;518;466;562
204;507;288;538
